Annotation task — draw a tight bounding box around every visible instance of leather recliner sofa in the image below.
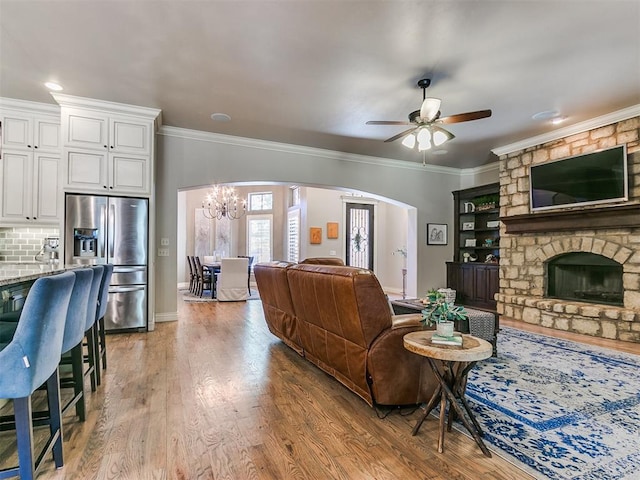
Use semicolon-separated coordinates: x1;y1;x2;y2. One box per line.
254;261;437;407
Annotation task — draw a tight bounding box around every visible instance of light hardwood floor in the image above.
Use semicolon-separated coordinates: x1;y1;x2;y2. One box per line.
1;298;637;479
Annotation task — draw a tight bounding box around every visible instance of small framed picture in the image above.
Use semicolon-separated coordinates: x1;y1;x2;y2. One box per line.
326;222;339;239
427;223;448;245
465;238;477;247
462;221;475;231
310;227;322;244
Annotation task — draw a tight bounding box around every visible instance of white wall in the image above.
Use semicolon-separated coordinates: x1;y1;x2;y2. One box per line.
300;187;344;260
154;127;497;320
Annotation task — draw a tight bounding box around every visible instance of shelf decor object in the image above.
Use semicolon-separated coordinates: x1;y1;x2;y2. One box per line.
462;221;475;230
427;223;448;245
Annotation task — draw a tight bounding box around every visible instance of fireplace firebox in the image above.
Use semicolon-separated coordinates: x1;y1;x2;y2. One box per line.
547;253;623;306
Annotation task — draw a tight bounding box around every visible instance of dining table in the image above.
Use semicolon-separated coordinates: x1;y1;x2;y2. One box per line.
202;262;221;298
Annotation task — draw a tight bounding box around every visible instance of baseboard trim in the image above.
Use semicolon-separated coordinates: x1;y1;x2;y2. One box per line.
155;312;178;323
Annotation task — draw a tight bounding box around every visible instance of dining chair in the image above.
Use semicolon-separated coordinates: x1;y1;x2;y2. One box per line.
237;255;255;295
194;256;212;297
216;257;250;301
0;271;75;480
186;256;197;294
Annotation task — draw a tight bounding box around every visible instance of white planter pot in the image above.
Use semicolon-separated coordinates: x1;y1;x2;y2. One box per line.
436;321;455;337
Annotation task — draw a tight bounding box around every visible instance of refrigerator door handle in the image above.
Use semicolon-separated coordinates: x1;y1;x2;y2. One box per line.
100;202;108;261
109;285;145;294
108;202;116;261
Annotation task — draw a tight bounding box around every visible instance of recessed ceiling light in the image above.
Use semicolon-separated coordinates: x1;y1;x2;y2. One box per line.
551;116;567;125
210;113;231;122
44;82;63;91
531;110;559;121
432;149;448;155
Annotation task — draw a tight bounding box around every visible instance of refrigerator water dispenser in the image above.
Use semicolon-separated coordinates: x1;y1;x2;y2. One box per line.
73;228;99;257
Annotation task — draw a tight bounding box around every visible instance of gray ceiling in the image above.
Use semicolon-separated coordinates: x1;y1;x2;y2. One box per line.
1;1;639;168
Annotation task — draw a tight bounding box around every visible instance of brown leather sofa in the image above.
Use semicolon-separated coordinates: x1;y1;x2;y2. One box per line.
254;261;437;407
299;257;345;266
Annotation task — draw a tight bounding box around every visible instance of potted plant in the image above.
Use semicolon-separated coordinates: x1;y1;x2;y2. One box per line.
421;290;469;337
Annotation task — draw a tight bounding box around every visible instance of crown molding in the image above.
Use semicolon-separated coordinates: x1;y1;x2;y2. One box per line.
51;93;161;121
460;161;499;177
0;97;60;115
158;125;464;175
492;104;640;157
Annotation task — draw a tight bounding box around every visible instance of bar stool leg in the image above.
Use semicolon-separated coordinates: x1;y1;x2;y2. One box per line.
46;370;64;468
14;397;36;480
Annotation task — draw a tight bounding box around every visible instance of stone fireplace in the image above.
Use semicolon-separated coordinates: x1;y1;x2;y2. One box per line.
495;115;640;343
547;252;623;306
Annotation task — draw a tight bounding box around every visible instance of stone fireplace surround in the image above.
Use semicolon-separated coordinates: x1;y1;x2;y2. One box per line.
495;115;640;343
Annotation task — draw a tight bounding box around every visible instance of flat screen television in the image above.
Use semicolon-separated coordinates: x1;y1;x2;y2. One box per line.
529;144;628;212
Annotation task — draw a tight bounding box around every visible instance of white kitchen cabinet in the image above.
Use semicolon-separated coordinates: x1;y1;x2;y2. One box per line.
65;149;150;194
0;99;62;226
1;111;60;152
64;109;152;156
1;150;61;224
54;94;160;197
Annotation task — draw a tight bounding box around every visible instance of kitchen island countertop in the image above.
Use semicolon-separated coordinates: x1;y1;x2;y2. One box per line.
0;263;79;287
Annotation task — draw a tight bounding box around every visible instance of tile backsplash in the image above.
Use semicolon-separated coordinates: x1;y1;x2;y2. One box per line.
0;227;60;262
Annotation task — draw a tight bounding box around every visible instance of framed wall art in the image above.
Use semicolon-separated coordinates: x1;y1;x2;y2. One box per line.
310;227;322;244
427;223;447;245
327;222;339;239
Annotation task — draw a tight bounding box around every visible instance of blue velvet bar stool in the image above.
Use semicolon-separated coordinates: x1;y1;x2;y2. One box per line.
95;263;113;383
83;265;104;392
58;268;93;421
0;271;75;480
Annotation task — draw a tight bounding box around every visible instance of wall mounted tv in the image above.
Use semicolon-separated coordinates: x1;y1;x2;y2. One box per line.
529;144;628;212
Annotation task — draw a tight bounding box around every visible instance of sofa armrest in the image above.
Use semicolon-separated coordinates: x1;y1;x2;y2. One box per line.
367;324;438;406
391;313;423;329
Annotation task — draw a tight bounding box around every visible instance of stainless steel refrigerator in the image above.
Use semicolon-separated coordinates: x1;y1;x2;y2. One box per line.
65;194;148;332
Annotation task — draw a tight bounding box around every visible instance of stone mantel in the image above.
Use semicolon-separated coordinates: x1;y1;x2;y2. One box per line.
503;203;640;234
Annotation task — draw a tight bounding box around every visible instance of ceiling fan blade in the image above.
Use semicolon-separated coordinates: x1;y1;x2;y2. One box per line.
384;127;418;143
366;120;411;125
438;109;492;124
420;98;441;122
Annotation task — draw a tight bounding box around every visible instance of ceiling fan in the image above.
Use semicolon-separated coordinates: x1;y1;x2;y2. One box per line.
366;79;492;151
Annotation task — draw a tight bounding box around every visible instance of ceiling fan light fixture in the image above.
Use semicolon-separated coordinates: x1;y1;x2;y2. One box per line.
431;126;455;146
416;127;431;144
420;97;441;122
418;141;431;152
401;133;416;148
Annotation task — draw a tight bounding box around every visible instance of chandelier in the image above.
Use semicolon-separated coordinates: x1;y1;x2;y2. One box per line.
202;185;247;220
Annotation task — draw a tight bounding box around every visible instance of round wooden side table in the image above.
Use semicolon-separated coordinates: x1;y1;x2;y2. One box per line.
403;330;493;457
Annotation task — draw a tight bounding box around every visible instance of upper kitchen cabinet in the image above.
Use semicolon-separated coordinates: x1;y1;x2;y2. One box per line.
1;102;61;153
0;98;62;226
52;94;161;197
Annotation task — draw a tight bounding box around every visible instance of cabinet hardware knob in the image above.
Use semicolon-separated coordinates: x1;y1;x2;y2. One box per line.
104;145;108;148
26;217;30;220
110;146;114;149
34;145;38;149
27;145;32;148
109;186;113;189
103;185;107;189
33;217;36;220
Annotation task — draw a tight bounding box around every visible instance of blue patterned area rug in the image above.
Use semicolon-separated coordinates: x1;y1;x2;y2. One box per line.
465;326;640;480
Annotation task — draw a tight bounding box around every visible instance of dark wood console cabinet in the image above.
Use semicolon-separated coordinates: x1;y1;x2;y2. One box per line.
446;262;498;311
